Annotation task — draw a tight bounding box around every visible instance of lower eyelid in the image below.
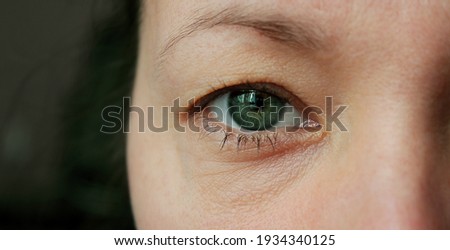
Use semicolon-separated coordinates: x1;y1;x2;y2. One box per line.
192;112;327;163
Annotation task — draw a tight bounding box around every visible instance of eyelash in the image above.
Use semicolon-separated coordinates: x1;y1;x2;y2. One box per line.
187;80;322;152
188;80;299;114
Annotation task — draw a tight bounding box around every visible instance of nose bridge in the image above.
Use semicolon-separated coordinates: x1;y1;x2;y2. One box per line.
344;70;446;228
320;2;450;229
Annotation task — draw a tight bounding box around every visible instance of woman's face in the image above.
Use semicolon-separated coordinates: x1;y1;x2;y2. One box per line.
127;0;450;229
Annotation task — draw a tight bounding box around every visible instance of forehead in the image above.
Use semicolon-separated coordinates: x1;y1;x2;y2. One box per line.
148;0;450;27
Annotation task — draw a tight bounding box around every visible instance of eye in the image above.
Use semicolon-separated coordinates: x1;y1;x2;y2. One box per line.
198;82;320;133
209;90;306;132
188;82;323;153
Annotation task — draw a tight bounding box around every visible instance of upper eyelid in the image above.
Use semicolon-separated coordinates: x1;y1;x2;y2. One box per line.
188;81;308;116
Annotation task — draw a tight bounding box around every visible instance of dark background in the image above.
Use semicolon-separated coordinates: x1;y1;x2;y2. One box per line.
0;0;135;229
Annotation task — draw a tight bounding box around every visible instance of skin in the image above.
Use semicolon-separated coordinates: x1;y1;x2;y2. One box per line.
127;0;450;229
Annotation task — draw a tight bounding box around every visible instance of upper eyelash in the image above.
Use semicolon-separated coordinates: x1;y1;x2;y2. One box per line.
187;80;305;116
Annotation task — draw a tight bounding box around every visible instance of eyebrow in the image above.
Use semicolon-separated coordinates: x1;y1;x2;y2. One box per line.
158;7;326;60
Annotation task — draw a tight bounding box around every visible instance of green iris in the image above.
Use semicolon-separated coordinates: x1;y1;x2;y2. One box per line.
228;90;286;131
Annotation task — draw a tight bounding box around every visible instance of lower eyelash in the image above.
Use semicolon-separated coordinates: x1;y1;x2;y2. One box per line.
219;131;279;151
196;113;283;152
191;113;327;163
197;112;324;152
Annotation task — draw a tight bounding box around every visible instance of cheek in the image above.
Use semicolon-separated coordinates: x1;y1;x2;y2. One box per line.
127;129;293;229
127;118;233;229
126;122;189;228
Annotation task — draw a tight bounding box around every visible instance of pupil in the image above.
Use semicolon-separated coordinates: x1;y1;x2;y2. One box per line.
228;90;285;131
